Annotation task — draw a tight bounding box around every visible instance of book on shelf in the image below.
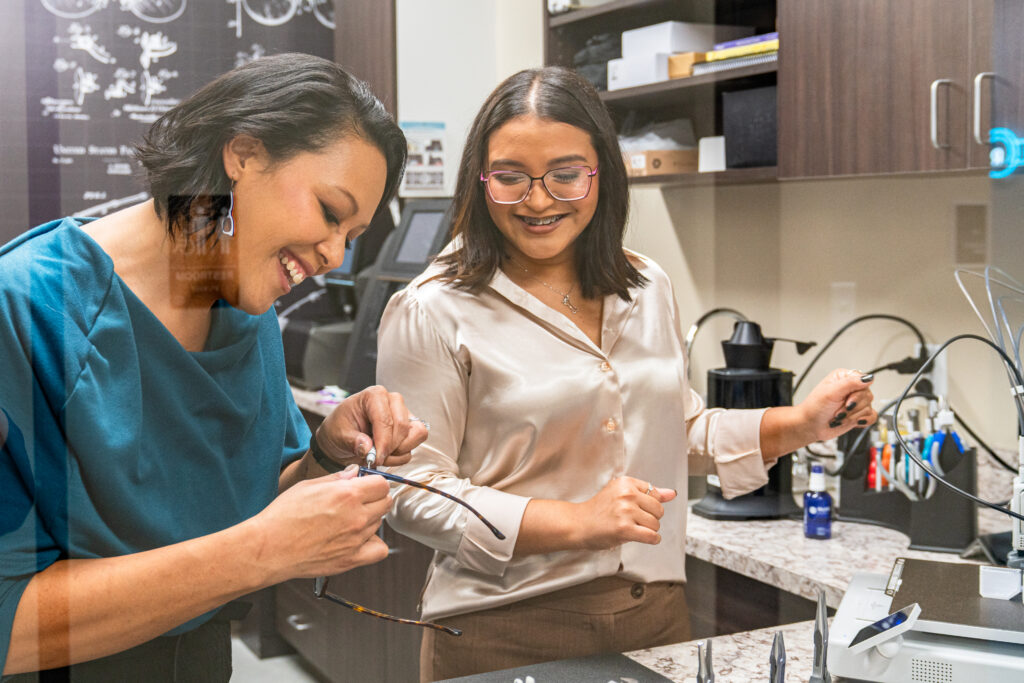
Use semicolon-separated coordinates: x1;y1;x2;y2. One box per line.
667;51;707;79
690;51;777;76
705;38;779;62
713;31;778;52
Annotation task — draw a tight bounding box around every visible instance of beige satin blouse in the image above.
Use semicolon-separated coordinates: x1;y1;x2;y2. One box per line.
376;250;774;621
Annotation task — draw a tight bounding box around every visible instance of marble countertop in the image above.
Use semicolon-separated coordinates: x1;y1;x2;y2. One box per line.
686;453;1013;608
686;511;972;609
626;619;820;682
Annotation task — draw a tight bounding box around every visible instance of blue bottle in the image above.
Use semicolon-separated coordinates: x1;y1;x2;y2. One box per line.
803;464;832;539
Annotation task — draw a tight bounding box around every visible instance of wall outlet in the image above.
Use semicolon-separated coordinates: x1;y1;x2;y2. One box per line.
916;342;948;398
830;282;856;331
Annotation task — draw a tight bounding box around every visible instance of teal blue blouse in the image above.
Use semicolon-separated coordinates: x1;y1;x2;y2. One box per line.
0;219;310;671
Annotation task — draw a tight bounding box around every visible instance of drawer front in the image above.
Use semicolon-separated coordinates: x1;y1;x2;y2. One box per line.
275;579;330;673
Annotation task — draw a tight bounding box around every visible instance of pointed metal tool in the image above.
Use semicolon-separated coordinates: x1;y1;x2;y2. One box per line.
809;588;833;683
769;631;786;683
696;639;714;683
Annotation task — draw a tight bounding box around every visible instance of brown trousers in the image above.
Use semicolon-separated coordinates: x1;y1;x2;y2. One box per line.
420;576;691;682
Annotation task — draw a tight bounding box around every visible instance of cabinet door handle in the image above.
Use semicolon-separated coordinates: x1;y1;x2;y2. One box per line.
930;79;952;149
286;614;314;631
973;72;996;145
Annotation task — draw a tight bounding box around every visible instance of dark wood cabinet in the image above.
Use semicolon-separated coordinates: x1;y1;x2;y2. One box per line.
275;523;435;682
991;0;1024;136
778;0;994;177
544;0;779;186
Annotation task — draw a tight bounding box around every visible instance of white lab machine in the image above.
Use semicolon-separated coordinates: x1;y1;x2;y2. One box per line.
829;560;1024;682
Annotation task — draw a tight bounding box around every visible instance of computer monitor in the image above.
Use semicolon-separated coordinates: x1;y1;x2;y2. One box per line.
376;199;453;280
338;199;452;394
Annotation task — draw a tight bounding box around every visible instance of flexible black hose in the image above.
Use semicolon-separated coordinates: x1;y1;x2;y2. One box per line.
794;314;928;395
891;334;1024;522
806;390;1019;476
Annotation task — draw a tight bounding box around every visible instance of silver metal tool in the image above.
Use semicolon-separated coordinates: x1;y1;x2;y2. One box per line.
696;639;714;683
365;446;377;469
769;631;786;682
809;588;832;683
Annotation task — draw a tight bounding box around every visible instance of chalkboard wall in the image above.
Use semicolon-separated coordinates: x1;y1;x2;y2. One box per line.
9;0;334;239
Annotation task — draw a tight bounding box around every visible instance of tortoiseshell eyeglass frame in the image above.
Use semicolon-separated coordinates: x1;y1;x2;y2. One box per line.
312;466;506;636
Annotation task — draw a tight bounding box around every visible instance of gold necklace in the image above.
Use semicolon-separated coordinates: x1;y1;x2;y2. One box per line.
507;257;580;315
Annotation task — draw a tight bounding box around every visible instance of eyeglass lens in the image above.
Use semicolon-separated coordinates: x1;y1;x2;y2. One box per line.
486;166;594;203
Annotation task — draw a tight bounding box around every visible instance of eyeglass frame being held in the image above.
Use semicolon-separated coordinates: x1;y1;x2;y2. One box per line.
312;466;506;636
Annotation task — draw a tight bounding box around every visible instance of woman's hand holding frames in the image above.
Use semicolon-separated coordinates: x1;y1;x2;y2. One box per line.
247;466;393;582
308;465;507;637
315;385;430;470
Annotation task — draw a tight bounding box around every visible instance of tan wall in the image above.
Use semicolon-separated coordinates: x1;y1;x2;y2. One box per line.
626;175;1018;450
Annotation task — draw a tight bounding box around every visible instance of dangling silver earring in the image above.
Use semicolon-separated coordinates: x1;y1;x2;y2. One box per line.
220;186;236;237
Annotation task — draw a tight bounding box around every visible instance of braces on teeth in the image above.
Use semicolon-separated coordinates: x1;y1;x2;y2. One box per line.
522;215;562;225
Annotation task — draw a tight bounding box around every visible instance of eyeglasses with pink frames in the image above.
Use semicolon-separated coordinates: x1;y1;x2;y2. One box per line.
480;165;598;204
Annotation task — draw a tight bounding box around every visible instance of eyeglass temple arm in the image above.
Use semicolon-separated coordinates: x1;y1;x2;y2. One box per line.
359;467;506;540
314;577;463;636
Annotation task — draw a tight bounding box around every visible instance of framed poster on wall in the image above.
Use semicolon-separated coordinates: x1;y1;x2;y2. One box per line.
21;0;335;230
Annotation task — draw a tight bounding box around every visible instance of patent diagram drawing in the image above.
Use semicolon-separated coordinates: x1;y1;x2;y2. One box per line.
78;191;150;217
234;43;267;68
41;0;187;24
227;0;334;38
62;23;116;64
72;66;101;105
140;67;178;105
104;68;138;99
28;0;333;237
137;30;177;70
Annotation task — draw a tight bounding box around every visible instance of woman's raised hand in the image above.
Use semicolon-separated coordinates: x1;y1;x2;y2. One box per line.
798;368;878;442
572;477;677;551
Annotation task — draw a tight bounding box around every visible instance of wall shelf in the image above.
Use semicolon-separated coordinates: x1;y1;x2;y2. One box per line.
600;61;778;108
548;0;677;29
630;166;777;187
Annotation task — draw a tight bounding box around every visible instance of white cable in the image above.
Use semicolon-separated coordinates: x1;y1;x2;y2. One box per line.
956;268;1024;423
955;267;1024;349
985;266;1024;365
1016;323;1024;374
955;268;998;341
995;294;1024;371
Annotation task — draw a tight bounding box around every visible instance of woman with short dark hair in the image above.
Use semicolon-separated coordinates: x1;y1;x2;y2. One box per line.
0;53;424;680
377;66;877;680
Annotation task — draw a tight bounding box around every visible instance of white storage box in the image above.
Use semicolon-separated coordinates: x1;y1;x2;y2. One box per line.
607;54;669;91
621;21;751;58
698;136;726;172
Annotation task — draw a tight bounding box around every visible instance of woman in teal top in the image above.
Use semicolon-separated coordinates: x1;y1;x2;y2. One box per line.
0;54;425;680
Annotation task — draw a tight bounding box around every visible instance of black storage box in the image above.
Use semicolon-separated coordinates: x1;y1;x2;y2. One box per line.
723;85;778;168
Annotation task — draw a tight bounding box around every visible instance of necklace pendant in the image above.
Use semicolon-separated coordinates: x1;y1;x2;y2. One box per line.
562;295;579;314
